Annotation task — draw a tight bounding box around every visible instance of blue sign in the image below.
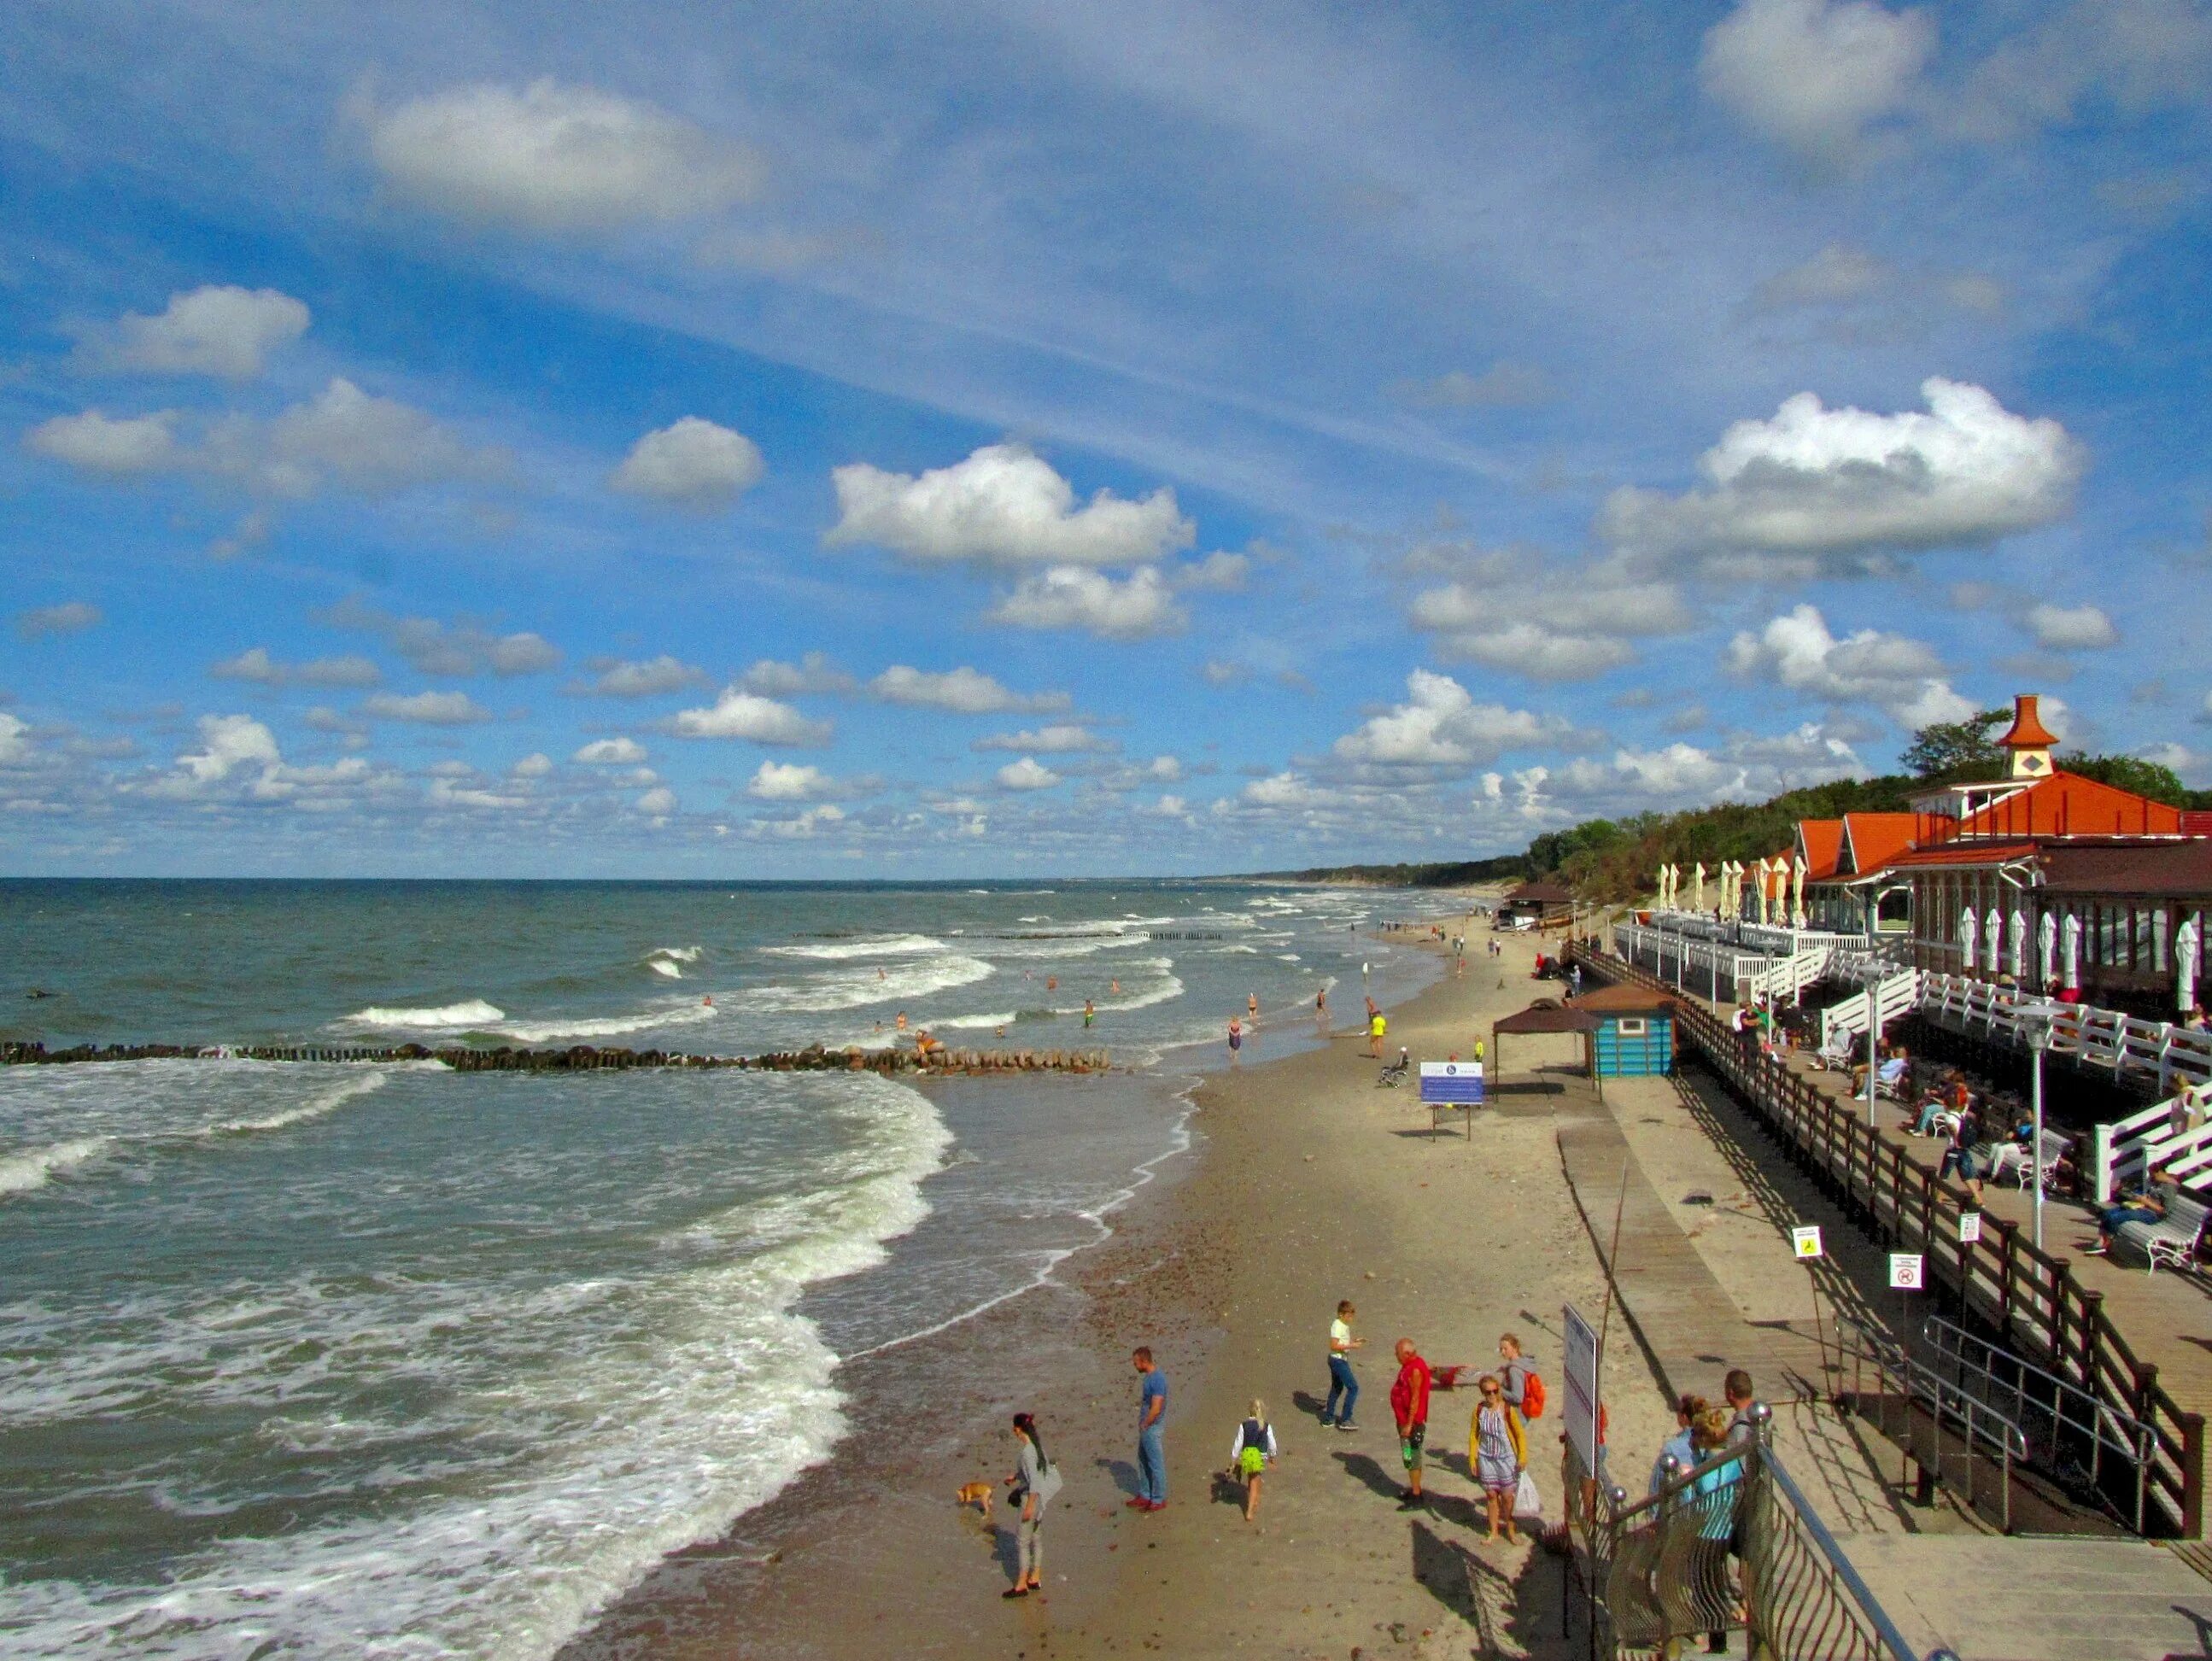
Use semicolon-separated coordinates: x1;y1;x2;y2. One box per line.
1419;1062;1485;1104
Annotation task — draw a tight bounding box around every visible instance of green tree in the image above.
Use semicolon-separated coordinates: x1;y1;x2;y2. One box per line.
1899;709;2010;781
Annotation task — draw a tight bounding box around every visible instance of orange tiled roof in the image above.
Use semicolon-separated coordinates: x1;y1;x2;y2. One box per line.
1882;839;2040;869
1947;770;2183;839
1840;812;1920;875
1798;819;1844;881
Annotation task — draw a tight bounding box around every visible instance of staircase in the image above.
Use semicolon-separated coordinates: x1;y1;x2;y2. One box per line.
1821;968;1921;1054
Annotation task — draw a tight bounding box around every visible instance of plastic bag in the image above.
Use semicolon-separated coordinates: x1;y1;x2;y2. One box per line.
1513;1468;1542;1519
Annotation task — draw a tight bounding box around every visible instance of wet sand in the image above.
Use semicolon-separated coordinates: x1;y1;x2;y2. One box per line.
565;921;1677;1659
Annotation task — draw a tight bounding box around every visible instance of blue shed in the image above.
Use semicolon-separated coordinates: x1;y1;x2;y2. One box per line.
1577;985;1677;1078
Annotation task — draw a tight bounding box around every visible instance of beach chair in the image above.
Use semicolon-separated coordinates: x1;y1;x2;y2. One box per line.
2115;1194;2209;1274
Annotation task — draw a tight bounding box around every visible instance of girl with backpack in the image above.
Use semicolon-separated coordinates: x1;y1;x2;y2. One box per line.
1226;1398;1279;1522
1004;1412;1062;1598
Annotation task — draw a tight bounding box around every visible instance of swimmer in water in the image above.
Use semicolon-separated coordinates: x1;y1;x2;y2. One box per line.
1248;992;1259;1022
704;994;713;1007
896;1011;909;1031
1228;1017;1243;1062
1046;976;1057;991
1084;998;1096;1028
1110;980;1121;995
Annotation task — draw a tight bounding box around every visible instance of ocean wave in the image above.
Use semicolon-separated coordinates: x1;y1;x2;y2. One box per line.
493;1000;721;1045
935;1010;1017;1030
0;1135;115;1196
339;999;506;1030
745;952;992;1015
210;1073;390;1135
758;933;946;962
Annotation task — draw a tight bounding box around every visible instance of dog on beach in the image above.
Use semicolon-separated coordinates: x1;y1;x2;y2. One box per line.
956;1481;995;1518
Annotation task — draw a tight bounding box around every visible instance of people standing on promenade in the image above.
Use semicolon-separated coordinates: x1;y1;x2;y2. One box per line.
1325;1300;1363;1429
1470;1374;1526;1543
1648;1394;1706;1495
1688;1408;1746;1654
1130;1348;1168;1511
1004;1412;1061;1598
1723;1371;1764;1447
1390;1337;1431;1511
1227;1399;1278;1523
1495;1332;1531;1412
1227;1018;1243;1063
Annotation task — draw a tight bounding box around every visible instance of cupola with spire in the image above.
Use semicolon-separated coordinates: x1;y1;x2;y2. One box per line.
1997;693;2058;780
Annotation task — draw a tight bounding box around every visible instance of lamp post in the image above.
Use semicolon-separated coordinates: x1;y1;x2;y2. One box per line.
1863;964;1883;1128
2019;1001;2061;1250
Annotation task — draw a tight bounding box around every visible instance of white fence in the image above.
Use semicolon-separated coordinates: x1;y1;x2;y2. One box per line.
1614;921;1785;1003
1916;972;2212;1095
2090;1084;2212;1202
1819;968;1921;1054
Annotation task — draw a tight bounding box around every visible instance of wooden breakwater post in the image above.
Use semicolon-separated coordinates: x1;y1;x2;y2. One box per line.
0;1039;1113;1076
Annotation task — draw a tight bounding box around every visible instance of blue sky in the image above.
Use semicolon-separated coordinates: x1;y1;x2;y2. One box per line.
2;0;2208;876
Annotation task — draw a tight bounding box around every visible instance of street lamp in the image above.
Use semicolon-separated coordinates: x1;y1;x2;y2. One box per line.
1862;963;1885;1128
2017;1000;2063;1250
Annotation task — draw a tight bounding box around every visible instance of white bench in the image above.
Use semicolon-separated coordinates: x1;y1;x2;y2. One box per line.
2115;1193;2210;1274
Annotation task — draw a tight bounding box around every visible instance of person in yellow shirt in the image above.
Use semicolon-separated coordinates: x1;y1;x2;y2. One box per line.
1368;1009;1386;1058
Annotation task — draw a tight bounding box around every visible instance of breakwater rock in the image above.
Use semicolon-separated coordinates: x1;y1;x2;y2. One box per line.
0;1040;1111;1076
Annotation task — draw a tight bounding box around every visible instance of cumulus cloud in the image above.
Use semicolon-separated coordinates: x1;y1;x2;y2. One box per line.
827;442;1193;570
363;690;493;725
750;803;846;839
986;565;1185;639
635;786;678;819
210;646;382;688
15;602;102;641
740;652;856;696
97;285;309;380
579;654;710;697
574;736;647;764
512;752;554;778
1390;361;1554;409
1700;0;1934;163
1600;379;2080;578
1748;244;1892;312
170;713;281;787
610;417;764;508
669;687;831;744
972;724;1110;754
1407;548;1694;682
995;757;1062;791
2027;602;2119;650
1953;0;2212;143
1331;670;1569;768
360;79;764;232
24;410;181;477
1725;604;1974;726
319;598;559;677
1170;551;1251;593
867;665;1070;715
747;760;839;799
0;713;32;766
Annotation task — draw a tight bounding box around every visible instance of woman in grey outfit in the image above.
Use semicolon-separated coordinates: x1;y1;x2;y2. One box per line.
1004;1412;1061;1598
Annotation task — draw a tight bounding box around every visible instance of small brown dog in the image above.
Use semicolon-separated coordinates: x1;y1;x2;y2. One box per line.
955;1481;995;1518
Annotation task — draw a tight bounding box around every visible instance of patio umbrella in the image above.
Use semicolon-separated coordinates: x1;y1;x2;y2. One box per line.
2008;908;2027;980
2038;913;2057;987
2062;914;2080;991
2180;914;2202;1015
1959;907;1977;971
1792;854;1808;929
1693;862;1706;913
1655;863;1668;908
1985;907;2003;974
1754;862;1770;926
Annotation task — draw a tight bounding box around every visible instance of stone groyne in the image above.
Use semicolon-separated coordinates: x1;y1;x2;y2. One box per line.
0;1041;1111;1076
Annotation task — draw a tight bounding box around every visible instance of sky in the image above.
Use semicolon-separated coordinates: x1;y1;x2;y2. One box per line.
2;0;2209;877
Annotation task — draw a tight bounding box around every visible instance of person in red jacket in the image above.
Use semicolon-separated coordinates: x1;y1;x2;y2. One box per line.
1390;1337;1432;1511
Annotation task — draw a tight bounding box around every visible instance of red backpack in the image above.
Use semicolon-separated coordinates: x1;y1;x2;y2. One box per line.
1519;1371;1547;1419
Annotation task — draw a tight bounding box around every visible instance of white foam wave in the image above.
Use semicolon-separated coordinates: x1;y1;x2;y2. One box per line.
341;999;506;1029
0;1135;114;1196
211;1072;389;1135
746;952;992;1015
758;933;945;961
494;999;722;1044
935;1010;1017;1030
644;946;703;980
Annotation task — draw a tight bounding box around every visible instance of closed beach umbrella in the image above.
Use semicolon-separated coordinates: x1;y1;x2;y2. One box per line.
1754;863;1770;926
2179;915;2202;1015
1693;862;1706;913
1959;908;1977;972
2062;914;2081;991
1985;908;2003;974
2008;908;2027;980
1792;854;1807;929
2039;912;2057;985
1655;864;1667;907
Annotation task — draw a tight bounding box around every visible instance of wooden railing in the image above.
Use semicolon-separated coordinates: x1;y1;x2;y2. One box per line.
1571;941;2207;1538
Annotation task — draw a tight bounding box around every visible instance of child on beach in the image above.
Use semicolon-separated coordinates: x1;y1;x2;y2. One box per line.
1227;1018;1243;1062
1226;1399;1278;1522
1470;1374;1526;1543
1325;1300;1362;1429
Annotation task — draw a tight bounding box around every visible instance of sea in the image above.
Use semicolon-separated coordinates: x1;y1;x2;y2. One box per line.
0;880;1448;1658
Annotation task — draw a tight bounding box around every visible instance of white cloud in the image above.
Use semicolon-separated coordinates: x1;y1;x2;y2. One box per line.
177;713;281;784
972;724;1109;754
512;752;554;778
1748;244;1893;312
610;417;764;508
2027;602;2119;650
0;714;34;766
582;655;709;697
867;665;1070;715
740;652;856;696
747;760;835;799
24;409;181;477
1725;604;1974;725
1422;617;1637;682
1390;361;1554;408
1700;0;1934;162
1200;659;1249;687
574;736;647;764
319;599;559;677
635;786;678;818
1170;551;1251;593
1406;547;1695;682
205;377;506;499
1331;670;1566;768
827;442;1193;570
361;79;764;232
15;602;102;641
670;687;831;744
1955;0;2212;143
211;646;381;688
752;803;846;839
1600;379;2080;578
996;757;1062;791
104;285;309;380
363;690;492;725
1241;771;1339;809
1554;744;1744;801
986;565;1186;639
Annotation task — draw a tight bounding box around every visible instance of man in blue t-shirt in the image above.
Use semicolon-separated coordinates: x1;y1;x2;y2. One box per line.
1129;1347;1168;1510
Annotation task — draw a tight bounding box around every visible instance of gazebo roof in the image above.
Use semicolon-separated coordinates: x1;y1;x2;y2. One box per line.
1571;984;1677;1016
1504;880;1575;904
1493;1002;1600;1035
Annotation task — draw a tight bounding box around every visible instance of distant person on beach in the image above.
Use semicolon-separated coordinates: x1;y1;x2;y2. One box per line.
1248;992;1260;1023
1390;1337;1431;1510
896;1011;909;1032
1316;986;1328;1021
1368;1008;1387;1059
1084;998;1096;1028
1130;1348;1168;1511
1227;1018;1243;1062
1470;1374;1526;1543
1226;1398;1278;1522
1325;1300;1363;1429
1003;1412;1061;1598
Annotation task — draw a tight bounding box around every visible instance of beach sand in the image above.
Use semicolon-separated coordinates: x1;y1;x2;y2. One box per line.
565;923;1679;1659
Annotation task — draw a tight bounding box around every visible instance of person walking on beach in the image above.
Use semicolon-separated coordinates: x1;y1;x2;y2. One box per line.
1390;1337;1431;1510
1248;991;1260;1024
1470;1374;1527;1544
1084;997;1096;1028
1325;1300;1363;1429
1227;1018;1243;1063
1368;1006;1387;1059
1316;985;1328;1023
1130;1348;1168;1511
1226;1398;1278;1522
1004;1412;1061;1598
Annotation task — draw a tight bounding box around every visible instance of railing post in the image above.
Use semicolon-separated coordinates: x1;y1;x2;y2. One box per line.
2186;1413;2206;1541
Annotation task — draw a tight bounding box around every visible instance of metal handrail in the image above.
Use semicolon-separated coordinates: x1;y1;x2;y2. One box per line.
1829;1314;2029;1533
1760;1446;1931;1661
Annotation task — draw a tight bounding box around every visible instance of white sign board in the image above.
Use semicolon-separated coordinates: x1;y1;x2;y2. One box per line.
1562;1301;1602;1472
1888;1253;1925;1290
1957;1212;1982;1245
1790;1225;1823;1260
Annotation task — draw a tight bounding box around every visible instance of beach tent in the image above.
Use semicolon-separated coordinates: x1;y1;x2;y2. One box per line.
1490;1000;1598;1093
1573;984;1678;1078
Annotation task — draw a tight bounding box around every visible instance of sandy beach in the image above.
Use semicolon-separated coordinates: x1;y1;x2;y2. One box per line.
565;916;1682;1659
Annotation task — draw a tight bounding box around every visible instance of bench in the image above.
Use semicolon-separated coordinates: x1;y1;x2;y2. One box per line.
2115;1193;2210;1274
